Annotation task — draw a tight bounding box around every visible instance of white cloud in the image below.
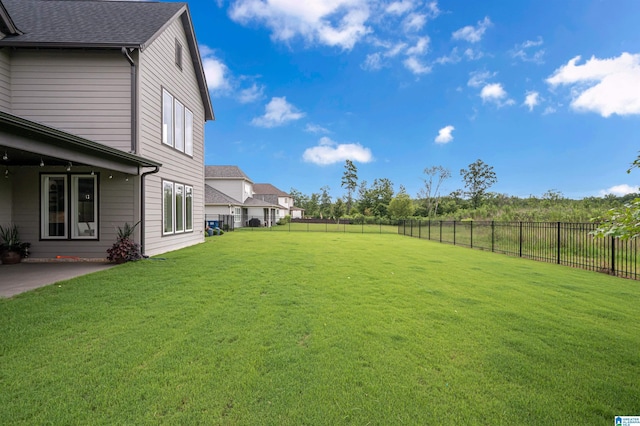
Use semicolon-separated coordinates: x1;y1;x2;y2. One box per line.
362;52;383;70
302;136;373;165
510;37;545;63
599;184;638;196
386;0;414;15
406;36;429;55
199;45;231;92
252;96;305;127
238;83;265;103
434;125;454;144
480;83;515;106
523;91;540;111
467;70;496;88
452;16;492;43
463;48;484;61
403;13;426;32
435;47;461;65
546;52;640;117
403;56;431;74
305;123;331;134
229;0;371;50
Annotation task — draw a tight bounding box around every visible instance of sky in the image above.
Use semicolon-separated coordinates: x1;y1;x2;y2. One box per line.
182;0;640;200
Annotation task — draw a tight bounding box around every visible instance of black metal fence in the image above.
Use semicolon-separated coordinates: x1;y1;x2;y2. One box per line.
399;220;640;280
205;215;235;232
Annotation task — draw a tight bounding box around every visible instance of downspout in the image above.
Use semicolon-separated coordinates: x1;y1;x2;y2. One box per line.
140;166;160;257
121;47;137;153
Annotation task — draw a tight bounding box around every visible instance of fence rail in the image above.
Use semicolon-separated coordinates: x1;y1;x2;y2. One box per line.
399;220;639;280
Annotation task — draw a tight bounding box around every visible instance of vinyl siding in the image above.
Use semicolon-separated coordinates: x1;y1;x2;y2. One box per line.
10;168;135;259
205;179;245;204
11;50;132;151
0;48;10;112
138;16;206;256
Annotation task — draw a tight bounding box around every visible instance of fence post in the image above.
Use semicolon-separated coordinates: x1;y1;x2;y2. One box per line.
439;221;442;243
428;220;431;240
491;221;495;252
557;222;561;264
453;221;456;245
470;221;473;249
611;236;616;276
519;221;523;257
418;220;421;239
410;219;413;237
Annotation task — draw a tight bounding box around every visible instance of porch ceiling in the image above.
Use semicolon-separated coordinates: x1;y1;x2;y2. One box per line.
0;110;161;174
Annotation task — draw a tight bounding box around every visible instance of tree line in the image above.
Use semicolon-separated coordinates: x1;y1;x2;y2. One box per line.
289;159;638;223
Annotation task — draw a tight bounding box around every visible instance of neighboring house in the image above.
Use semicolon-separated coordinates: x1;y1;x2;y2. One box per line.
0;0;214;260
204;165;286;228
253;183;295;220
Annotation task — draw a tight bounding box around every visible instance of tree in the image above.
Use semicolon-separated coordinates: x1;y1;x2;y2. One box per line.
341;159;358;215
319;186;332;219
357;178;394;217
460;159;497;209
418;166;451;218
593;153;640;240
388;187;414;219
331;197;346;222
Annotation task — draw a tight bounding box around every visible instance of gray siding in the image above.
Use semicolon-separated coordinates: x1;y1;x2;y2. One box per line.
205;178;244;203
9;167;136;259
0;48;10;112
0;173;11;224
138;17;206;256
11;50;132;151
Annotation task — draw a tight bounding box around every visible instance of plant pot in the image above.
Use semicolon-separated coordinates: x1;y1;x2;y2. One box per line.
1;251;22;265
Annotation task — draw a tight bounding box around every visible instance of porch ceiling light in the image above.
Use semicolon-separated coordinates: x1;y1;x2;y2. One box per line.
66;161;72;171
40;158;44;167
2;151;7;161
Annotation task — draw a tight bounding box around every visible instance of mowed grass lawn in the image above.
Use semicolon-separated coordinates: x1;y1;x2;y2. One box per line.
1;232;638;425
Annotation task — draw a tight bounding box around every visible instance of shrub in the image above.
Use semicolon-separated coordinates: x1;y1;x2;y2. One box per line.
107;222;142;263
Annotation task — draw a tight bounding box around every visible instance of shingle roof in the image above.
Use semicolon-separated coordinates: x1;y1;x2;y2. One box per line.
205;165;252;181
253;183;290;197
204;185;242;205
0;0;184;47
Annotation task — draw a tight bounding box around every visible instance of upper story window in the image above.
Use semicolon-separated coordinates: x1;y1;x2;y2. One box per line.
162;88;194;156
175;39;183;70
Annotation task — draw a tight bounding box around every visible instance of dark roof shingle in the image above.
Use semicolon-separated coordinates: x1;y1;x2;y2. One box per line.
0;0;184;47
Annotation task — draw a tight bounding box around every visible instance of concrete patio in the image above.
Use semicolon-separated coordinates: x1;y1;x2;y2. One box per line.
0;261;114;298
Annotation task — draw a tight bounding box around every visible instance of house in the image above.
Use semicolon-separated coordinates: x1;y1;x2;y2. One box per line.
253;183;295;220
0;0;214;260
204;165;284;228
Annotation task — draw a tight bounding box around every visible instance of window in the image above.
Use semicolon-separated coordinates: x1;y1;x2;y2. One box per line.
162;89;174;147
175;39;183;70
41;174;98;240
161;88;193;156
174;100;184;152
163;180;193;235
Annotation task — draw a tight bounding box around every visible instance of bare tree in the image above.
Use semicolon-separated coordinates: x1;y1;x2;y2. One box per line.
418;166;451;218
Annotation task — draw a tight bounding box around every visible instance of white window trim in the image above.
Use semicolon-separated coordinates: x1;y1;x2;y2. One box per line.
161;88;194;157
162;180;194;235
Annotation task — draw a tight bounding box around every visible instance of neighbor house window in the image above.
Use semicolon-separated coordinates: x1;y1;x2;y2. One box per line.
41;174;98;240
163;180;193;235
161;88;193;156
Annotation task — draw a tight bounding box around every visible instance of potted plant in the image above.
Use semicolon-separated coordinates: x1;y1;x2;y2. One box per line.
106;222;142;264
0;224;30;265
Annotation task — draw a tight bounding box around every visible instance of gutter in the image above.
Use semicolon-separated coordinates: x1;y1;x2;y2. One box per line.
121;47;137;153
140;166;160;257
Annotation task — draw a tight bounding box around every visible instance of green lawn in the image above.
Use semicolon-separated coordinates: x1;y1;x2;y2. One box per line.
1;232;638;425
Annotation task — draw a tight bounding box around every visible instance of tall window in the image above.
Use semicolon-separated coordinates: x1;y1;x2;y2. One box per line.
161;88;193;156
41;174;98;240
163;180;193;235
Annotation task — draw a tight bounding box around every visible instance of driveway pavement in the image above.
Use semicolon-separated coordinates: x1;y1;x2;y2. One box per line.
0;262;114;298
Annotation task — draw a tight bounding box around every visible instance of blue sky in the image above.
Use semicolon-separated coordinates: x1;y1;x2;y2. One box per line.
185;0;640;200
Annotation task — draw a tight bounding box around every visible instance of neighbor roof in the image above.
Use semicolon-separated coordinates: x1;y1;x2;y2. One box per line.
0;0;214;121
253;183;290;197
205;185;242;206
205;165;253;181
